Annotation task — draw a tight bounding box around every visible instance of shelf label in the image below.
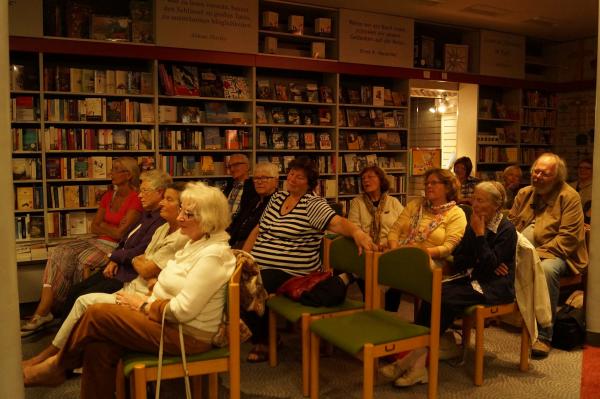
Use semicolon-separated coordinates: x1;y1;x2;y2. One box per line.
339;9;413;68
479;30;525;79
156;0;258;53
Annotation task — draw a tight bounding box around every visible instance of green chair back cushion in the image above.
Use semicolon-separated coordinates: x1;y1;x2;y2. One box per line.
378;247;433;302
329;236;367;278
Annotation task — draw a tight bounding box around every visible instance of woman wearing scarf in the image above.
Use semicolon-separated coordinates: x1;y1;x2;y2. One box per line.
348;166;404;250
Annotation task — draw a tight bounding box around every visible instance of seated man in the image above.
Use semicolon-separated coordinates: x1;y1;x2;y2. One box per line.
508;153;588;358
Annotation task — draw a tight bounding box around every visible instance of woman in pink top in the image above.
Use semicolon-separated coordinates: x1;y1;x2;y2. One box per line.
21;157;143;335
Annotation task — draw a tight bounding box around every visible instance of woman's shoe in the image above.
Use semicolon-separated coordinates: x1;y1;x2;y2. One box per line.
394;366;428;387
21;313;54;336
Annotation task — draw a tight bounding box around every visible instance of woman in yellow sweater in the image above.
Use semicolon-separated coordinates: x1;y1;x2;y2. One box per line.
386;168;467;311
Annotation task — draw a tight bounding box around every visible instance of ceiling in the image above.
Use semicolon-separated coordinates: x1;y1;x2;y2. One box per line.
292;0;598;42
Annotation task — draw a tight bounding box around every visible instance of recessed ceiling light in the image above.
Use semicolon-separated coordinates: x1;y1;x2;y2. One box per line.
462;4;511;17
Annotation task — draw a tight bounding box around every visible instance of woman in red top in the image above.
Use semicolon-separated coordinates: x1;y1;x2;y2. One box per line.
21;157;143;335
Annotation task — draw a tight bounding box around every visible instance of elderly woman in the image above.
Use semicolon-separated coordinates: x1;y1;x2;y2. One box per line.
23;182;236;399
502;164;523;209
22;182;189;368
385;168;467;312
392;181;517;387
453;156;480;205
22;157;143;334
242;156;376;362
348;165;404;250
228;162;279;249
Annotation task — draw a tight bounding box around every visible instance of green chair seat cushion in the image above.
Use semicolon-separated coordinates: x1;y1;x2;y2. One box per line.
267;295;364;323
121;346;229;377
310;309;430;355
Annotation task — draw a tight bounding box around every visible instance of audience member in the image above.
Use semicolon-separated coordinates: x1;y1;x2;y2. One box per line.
508;153;588;358
22;182;188;368
224;153;258;216
453;156;480;205
22;182;236;399
502;164;523;209
228;162;279;249
569;158;593;223
241;156;376;363
21;157;143;335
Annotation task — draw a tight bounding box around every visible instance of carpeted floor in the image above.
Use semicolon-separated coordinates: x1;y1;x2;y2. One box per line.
22;319;582;399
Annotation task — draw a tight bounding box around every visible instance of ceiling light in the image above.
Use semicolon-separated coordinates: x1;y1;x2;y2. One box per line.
429;106;436;113
462;4;511;17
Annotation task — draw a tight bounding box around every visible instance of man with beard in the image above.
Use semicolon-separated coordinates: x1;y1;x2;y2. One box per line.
508;153;588;359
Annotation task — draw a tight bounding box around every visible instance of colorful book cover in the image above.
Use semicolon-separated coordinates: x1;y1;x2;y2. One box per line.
200;71;224;98
16;186;34;210
270;107;286;124
204;102;230;123
318;132;332;150
203;127;222;149
222;75;250;99
225;129;240;150
275;83;288;101
303;132;316;150
286;131;300;149
172;65;200;96
257;79;273;100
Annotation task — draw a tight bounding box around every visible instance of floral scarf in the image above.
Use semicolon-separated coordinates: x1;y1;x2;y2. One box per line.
401;199;456;245
363;193;388;245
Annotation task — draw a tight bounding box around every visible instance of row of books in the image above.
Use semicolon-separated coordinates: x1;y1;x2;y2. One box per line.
13;158;42;181
341;153;406;173
159;64;250;99
257;80;334;103
15;186;43;211
340;86;408;107
43;66;153;95
257;105;333;126
45;156;155;179
159;155;224;177
15;215;44;241
159;103;249;125
521;109;556;127
44;98;154;123
45;127;154;151
478;146;519;163
47;185;108;209
16;243;48;260
521;148;548;165
338;174;406;195
258;130;332;150
478;99;519;120
520;128;553;145
524;91;558;108
256;155;336;175
159;128;251;151
475;170;505;181
47;211;94;238
11;96;38;121
339;131;407;150
340;108;406;129
12;128;40;151
477;127;519;144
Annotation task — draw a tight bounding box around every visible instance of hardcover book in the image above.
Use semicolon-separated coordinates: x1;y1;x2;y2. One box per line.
274;83;288;101
172;65;200;96
287;108;301;125
222;75;250;99
288;82;305;102
306;83;319;103
286;131;300;149
203;127;222;149
271;130;285;149
318;132;332;150
16;186;34;210
179;106;202;123
303;132;316;150
256;106;268;124
64;185;80;208
318;108;332;125
258;129;269;149
257;79;273;100
225;129;240;150
372;86;385;106
270;107;286;124
319;86;333;103
204;102;230;123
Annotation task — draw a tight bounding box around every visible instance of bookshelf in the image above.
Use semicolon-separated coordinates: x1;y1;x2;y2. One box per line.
337;74;410;214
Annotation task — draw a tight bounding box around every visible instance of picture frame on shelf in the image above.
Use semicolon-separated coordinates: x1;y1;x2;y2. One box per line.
444;44;469;73
410;148;441;176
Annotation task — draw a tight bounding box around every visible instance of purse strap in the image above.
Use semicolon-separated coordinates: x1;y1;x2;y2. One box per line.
155;306;192;399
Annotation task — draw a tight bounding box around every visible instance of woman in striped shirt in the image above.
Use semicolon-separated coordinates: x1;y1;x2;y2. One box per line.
242;156;376;362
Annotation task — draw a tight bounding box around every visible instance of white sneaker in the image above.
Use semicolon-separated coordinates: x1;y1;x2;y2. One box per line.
394;366;428;387
21;313;54;332
379;347;427;380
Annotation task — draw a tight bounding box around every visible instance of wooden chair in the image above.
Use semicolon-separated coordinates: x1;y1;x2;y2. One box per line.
461;302;529;386
267;236;373;397
115;263;242;399
309;247;441;399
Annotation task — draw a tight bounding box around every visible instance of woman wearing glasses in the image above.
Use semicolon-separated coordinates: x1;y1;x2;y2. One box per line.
23;182;236;399
21;157;143;335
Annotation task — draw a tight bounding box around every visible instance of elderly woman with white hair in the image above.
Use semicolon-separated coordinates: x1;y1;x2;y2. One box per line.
389;181;518;387
23;182;237;399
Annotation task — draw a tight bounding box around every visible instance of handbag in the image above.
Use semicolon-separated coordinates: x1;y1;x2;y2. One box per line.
276;271;332;301
155;306;192;399
211;311;253;348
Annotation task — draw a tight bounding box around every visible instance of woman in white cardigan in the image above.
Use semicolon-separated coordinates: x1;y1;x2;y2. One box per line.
23;182;236;399
348;165;404;250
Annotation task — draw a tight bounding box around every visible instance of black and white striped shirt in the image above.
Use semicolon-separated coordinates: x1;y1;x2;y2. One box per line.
251;191;336;276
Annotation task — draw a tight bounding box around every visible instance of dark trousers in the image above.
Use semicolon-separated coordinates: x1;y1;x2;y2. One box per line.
242;268;292;345
60;272;124;319
416;278;486;334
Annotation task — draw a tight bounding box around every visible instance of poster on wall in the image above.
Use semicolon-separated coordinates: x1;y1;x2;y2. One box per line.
479;30;525;79
9;0;43;37
410;148;441;176
156;0;258;54
339;9;413;68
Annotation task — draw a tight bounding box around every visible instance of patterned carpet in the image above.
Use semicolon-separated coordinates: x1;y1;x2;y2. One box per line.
22;320;582;399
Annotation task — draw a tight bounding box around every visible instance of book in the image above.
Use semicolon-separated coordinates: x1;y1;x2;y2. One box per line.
179;106;202;123
204;102;230;123
383;111;396;128
271;130;285;149
84;98;103;121
159;105;178;123
67;212;88;235
318;108;332;125
91;156;107;178
287;108;301;125
370;109;385;128
385;132;405;149
91;16;130;41
270;107;286;124
346;132;363;150
64;185;80;208
360;86;372;104
112;130;128;150
225;129;240;150
172;65;200;96
274;83;288;101
301;109;315;125
139;103;155;123
346;88;361;104
318;132;332;150
394;110;406;128
366;133;380;150
140;72;153;95
115;70;128;94
222;75;250;99
182;155;197;176
256;106;268;124
12;158;34;180
16;186;34;210
372;86;385;106
131;20;153;43
319;86;333;103
288;82;305;102
303;132;316;150
287;131;300;149
29;216;45;239
127;71;141;94
138;130;154;150
204;127;222;149
391;91;406;106
343;153;358;173
258;130;269;149
257;79;273;100
10;64;25;90
384;88;394;106
158;64;175;95
357;109;372;127
306;83;319;103
200;70;224;97
72;157;90;178
200;156;215;173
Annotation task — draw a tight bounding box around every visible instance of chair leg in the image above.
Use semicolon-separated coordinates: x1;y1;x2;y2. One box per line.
302;314;310;397
474;311;485;386
268;309;278;367
428;342;440;399
191;375;203;399
115;360;126;399
363;344;374;399
132;365;147;399
208;373;219;399
310;332;320;399
520;323;530;372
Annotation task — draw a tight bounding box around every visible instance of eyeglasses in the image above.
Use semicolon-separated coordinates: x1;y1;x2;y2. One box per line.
532;169;554;178
425;180;444;187
178;207;195;220
139;188;157;195
254;176;275;183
